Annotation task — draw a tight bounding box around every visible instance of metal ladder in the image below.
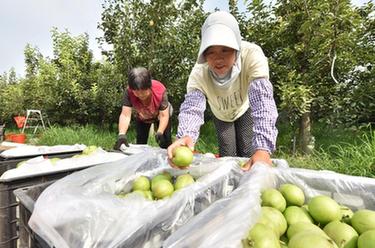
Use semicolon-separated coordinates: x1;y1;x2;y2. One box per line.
21;109;46;134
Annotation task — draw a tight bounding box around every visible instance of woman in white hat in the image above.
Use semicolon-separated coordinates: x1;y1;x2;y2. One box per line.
167;11;278;170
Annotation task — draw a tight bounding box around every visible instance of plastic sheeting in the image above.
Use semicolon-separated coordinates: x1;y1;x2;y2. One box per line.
28;148;245;248
0;148;126;181
163;166;375;248
163;163;276;248
0;143;86;158
119;143;153;155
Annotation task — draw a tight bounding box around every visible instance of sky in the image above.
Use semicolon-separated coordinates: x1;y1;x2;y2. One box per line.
0;0;370;77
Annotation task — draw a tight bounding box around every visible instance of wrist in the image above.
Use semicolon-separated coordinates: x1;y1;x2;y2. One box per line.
251;150;272;165
118;133;127;139
254;148;271;154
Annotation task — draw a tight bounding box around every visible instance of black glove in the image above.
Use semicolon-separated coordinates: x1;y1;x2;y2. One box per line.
155;132;165;146
113;134;129;150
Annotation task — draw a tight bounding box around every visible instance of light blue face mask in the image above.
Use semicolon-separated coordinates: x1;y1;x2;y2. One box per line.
209;51;241;89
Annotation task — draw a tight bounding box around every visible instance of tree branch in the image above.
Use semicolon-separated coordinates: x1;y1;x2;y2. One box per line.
331;51;339;84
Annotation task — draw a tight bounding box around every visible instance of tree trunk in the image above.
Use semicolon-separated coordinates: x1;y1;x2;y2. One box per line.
298;112;312;154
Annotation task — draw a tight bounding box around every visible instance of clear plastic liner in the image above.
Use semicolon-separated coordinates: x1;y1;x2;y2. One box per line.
0;143;86;158
163;165;375;248
0;148;126;181
28;148;245;248
274;167;375;210
163;162;276;248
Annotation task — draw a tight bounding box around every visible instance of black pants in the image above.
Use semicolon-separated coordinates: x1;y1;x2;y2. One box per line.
135;118;172;149
213;107;253;157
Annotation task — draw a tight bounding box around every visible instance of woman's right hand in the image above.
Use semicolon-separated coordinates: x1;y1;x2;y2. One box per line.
167;136;194;168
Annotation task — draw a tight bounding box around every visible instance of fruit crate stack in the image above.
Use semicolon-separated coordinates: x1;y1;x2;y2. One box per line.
162;166;375;247
0;144;126;248
13;181;52;248
0;148;82;248
13;149;253;247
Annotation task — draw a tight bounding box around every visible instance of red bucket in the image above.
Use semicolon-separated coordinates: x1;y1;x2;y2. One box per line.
7;133;27;144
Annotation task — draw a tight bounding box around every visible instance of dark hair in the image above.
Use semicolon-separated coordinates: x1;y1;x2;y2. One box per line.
128;67;152;90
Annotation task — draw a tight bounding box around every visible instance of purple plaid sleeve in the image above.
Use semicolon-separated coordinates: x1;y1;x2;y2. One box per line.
249;78;278;153
177;90;206;143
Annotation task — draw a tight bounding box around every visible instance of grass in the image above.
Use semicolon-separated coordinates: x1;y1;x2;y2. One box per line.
194;121;219;154
6;121;374;178
275;127;374;178
24;122;220;153
36;125;117;149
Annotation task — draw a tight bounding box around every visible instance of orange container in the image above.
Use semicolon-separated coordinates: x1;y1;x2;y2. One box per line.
8;133;27;143
5;133;14;141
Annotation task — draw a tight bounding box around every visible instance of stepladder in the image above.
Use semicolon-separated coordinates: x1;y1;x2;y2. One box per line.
21;110;46;134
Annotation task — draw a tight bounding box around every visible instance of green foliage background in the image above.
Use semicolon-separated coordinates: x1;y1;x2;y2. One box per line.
0;0;374;146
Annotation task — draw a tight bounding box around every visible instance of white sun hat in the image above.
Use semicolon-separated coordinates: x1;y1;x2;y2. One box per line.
197;11;242;64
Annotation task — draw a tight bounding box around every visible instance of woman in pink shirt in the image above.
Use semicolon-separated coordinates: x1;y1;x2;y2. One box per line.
114;67;172;149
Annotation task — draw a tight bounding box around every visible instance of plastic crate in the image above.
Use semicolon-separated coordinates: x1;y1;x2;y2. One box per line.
162;166;375;247
14;182;52;248
0;151;81;248
13;154;246;248
13;174;242;248
0;151;79;176
12;158;287;248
